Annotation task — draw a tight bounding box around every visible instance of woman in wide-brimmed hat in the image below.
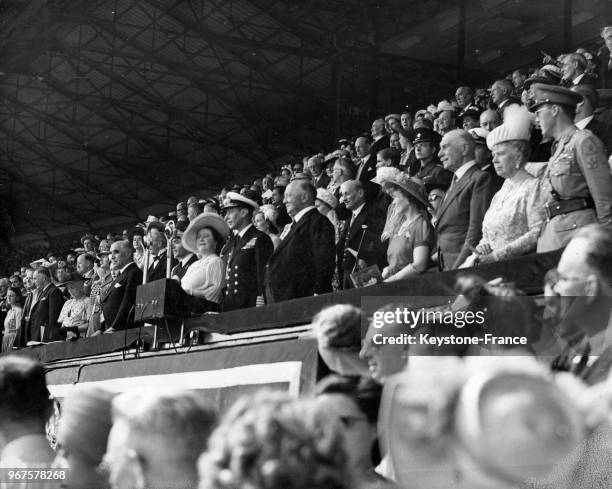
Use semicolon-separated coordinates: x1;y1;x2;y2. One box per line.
373;167;434;282
180;212;229;308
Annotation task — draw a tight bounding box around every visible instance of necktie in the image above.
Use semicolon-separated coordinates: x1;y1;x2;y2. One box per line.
444;175;458;200
280;222;293;240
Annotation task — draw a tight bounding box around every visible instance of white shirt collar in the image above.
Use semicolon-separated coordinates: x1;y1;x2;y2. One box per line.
293;205;316;223
238;223;252;238
573;73;585;85
575;115;594;130
454;160;476;181
352;203;366;218
180;253;195;266
120;262;132;274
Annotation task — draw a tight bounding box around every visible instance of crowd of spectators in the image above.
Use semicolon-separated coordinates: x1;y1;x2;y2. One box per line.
1;217;612;488
0;24;612;489
1;27;612;343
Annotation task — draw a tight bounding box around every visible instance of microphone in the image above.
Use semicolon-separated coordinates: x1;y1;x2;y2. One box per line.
164;220;176;239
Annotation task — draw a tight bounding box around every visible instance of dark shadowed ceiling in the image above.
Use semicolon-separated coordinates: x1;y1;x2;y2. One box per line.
0;0;609;243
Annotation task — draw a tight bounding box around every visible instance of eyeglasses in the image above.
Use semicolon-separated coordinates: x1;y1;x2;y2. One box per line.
428;195;442;203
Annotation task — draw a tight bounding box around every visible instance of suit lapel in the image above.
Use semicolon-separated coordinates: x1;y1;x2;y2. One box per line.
436;166;476;222
102;264;130;302
356;156;371;181
347;206;368;242
272;209;314;256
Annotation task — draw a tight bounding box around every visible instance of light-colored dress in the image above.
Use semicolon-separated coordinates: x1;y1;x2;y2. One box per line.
478;172;547;261
2;306;22;352
180;254;224;303
384;212;434;277
58;297;90;338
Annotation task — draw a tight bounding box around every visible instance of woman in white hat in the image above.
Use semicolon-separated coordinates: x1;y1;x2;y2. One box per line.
180;212;229;308
375;167;434;282
461;105;547;267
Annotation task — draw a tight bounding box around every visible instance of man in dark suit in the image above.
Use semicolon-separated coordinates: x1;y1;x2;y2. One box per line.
307;156;330;189
561;52;597;87
337;180;387;289
170;222;197;281
434;129;495;270
355;136;382;205
572;85;612;155
369;118;390;161
76;252;96;296
597;26;612;89
145;221;176;283
264;180;335;303
490;79;520;119
101;240;143;332
221;191;273;310
20;267;65;343
551;225;612;385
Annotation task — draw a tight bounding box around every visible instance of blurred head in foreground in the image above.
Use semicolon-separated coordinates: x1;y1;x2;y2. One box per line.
199;392;351;489
54;385;115;489
104;391;216;489
312;304;369;376
380;357;587;489
0;356;53;459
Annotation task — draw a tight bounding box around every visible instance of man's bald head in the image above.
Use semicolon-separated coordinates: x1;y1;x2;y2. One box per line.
371;118;385;138
455;86;474;108
490;79;513;105
355;137;371;158
438;129;475;172
110;240;133;270
480;109;501;131
340;180;365;211
283;180;316;217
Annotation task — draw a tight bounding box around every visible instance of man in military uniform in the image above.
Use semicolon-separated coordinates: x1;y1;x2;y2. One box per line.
408;128;452;193
530;83;612;252
221;191;273;311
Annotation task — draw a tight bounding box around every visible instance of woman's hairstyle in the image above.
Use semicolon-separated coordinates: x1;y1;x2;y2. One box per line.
7;286;23;306
501;139;531;164
312;304;364;349
200;225;224;255
457;273;541;347
199;392;350;489
315;375;382;425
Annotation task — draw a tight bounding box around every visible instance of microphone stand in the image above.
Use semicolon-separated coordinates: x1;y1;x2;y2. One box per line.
142;249;150;285
165;220;176;279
